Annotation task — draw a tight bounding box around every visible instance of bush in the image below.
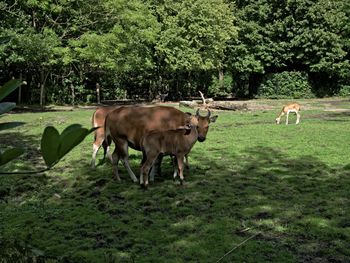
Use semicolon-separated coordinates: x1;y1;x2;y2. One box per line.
257;71;314;99
337;85;350;97
208;74;233;98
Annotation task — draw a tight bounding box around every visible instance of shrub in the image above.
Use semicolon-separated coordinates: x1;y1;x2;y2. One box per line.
257;71;314;99
208;74;233;98
337;85;350;97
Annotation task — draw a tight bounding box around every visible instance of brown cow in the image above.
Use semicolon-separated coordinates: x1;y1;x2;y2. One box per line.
91;106;120;169
104;106;193;182
140;110;218;186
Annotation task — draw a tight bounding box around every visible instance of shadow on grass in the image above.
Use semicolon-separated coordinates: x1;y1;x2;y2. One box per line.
0;145;349;262
0;131;45;172
307;110;350;122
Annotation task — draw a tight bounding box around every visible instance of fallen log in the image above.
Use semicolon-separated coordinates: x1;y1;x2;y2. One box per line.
179;100;248;111
209;102;248;111
179;101;198;108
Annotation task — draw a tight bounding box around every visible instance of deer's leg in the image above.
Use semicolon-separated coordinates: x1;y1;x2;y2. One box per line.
286;111;289;125
296;112;301;124
276;112;284;124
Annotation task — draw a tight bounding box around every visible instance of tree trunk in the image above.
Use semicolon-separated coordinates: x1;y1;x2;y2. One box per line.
40;69;50;107
40;70;44;107
32;11;36;28
219;69;224;88
96;82;101;104
18;72;22;104
71;83;75;106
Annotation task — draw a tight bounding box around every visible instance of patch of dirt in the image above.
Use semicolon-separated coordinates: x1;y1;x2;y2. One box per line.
9;98;350;113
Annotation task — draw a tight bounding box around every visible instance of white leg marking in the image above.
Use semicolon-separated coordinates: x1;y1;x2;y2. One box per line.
123;159;138;183
106;146;113;163
91;144;100;169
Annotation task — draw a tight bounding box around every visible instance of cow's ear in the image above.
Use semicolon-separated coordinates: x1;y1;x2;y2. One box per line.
210;115;218;123
176;125;191;135
184;124;191;135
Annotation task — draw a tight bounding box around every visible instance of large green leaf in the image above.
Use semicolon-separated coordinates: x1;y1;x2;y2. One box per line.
0;122;25;131
61;124;83;137
41;126;60;167
0;79;21;101
0;102;16;115
58;127;88;159
39;125;95;169
0;148;25;166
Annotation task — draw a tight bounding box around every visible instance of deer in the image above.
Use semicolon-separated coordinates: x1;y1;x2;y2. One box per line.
140;109;218;187
275;103;301;125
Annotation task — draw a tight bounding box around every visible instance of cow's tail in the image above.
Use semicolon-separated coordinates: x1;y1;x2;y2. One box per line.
103;116;113;160
92;110;98;141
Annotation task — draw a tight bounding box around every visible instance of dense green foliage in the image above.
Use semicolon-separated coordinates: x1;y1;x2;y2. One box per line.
1;100;350;261
228;0;350;97
0;0;349;104
257;71;314;99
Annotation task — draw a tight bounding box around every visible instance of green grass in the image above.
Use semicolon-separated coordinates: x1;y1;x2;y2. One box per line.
1;99;350;262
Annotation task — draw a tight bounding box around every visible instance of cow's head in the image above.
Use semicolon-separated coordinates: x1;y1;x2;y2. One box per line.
194;109;218;142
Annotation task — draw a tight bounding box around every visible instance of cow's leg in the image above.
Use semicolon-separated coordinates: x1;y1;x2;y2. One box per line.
111;147;121;181
177;154;185;185
140;154;157;187
91;142;100;169
184;154;189;170
92;133;111;169
172;156;179;179
102;139;112;164
118;140;138;183
103;134;113;163
149;154;163;181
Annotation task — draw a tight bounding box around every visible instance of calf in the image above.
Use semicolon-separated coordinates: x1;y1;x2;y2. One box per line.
140;110;218;187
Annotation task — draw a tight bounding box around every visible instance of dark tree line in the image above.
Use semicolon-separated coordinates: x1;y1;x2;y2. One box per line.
0;0;349;105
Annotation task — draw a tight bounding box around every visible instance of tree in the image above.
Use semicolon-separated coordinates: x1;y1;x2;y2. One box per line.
226;0;350;97
151;0;237;97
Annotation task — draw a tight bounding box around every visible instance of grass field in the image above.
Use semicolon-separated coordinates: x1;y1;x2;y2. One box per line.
0;99;350;262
